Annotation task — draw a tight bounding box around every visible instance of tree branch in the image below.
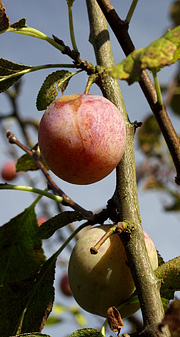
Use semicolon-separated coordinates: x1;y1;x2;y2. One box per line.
96;0;180;185
86;1;170;336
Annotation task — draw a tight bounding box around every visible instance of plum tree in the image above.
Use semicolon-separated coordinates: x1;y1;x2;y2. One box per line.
1;161;17;181
68;225;158;318
38;94;126;185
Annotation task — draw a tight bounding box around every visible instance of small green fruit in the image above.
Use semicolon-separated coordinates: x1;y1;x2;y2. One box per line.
68;225;158;318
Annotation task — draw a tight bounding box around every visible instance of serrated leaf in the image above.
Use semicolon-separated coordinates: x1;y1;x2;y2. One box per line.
10;18;27;29
38;211;84;239
69;328;104;337
0;0;9;31
0;205;55;336
0;58;32;92
108;26;180;84
36;70;73;111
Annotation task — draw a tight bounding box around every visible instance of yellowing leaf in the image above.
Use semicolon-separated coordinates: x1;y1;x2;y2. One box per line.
108;26;180;84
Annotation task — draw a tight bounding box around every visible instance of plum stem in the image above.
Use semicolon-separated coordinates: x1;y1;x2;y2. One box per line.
6;130;94;220
90;224;117;254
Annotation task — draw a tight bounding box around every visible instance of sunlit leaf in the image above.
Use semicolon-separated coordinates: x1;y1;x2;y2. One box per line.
68;328;104;337
0;58;31;92
36;70;73;111
108;26;180;84
0;0;9;31
155;256;180;300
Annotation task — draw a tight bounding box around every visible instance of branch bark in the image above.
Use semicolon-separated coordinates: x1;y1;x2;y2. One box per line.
96;0;180;185
85;1;170;336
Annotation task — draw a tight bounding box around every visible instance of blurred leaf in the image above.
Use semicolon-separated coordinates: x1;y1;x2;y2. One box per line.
38;211;84;239
69;328;104;337
170;73;180;115
10;18;27;28
137;115;161;155
0;205;55;336
143;176;165;191
69;306;87;327
0;59;32;92
0;0;9;31
108;26;180;84
170;0;180;26
159;299;180;336
16;144;49;172
45;316;63;325
36;70;73;111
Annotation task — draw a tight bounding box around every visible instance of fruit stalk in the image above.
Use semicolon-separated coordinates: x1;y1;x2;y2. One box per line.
86;1;170;336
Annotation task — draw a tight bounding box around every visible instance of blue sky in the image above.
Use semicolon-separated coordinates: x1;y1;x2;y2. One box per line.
0;1;180;336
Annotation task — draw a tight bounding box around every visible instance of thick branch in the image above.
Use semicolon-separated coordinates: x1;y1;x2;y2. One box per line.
96;0;180;185
86;1;170;336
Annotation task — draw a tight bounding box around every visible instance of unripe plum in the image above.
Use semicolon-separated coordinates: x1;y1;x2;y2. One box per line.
38;94;126;185
68;225;158;318
1;161;17;181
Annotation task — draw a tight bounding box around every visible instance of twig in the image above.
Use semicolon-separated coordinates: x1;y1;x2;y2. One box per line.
6;130;94;220
96;0;180;185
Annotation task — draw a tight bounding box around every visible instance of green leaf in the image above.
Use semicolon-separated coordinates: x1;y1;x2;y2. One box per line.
0;207;45;283
0;205;56;336
0;0;9;31
10;18;27;29
38;211;84;239
16;144;49;172
108;26;180;84
69;328;104;337
0;58;32;92
36;70;73;110
155;256;180;300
